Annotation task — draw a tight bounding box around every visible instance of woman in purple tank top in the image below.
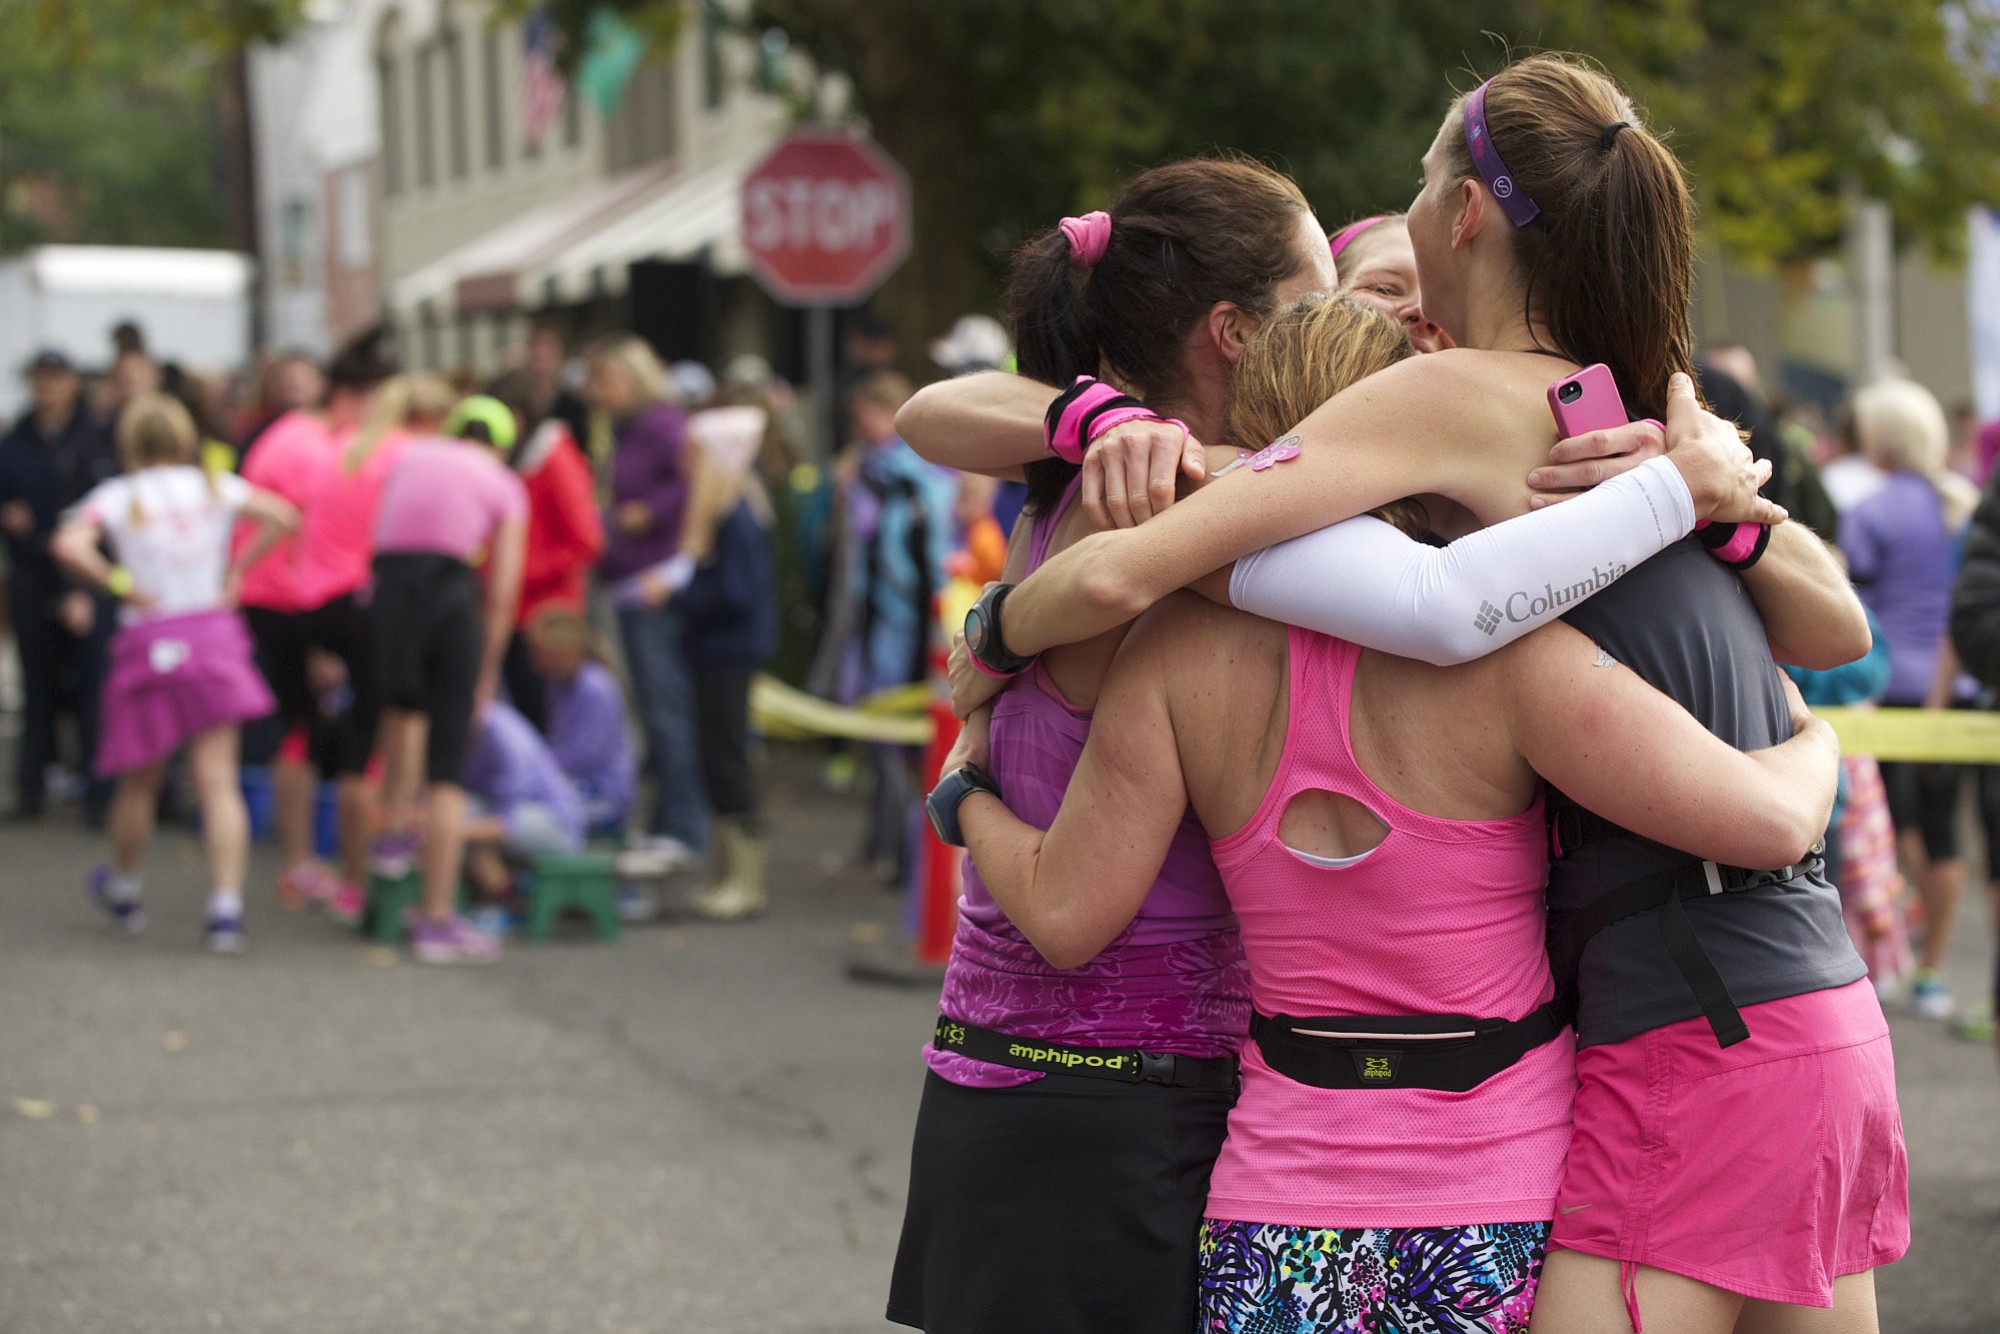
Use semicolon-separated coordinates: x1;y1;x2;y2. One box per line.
886;157;1333;1334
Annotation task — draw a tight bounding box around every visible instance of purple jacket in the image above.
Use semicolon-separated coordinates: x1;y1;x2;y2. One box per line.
546;660;636;828
461;702;586;849
1840;471;1968;704
599;401;689;581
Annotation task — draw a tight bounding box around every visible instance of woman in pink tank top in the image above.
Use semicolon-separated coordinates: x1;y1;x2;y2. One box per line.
937;297;1841;1334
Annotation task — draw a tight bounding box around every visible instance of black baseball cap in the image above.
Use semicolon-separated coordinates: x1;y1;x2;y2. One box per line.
26;349;73;374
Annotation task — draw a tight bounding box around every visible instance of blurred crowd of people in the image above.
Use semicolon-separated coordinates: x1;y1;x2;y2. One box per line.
1702;343;2000;1038
0;311;1018;962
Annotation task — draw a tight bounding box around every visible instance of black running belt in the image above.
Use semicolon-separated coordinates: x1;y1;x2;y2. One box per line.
1546;847;1824;1049
932;1016;1239;1092
1248;1003;1565;1093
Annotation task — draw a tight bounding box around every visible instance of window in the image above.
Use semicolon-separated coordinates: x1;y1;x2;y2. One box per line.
481;24;503;170
377;51;402;197
456;315;474;368
444;27;468;181
414;41;436;189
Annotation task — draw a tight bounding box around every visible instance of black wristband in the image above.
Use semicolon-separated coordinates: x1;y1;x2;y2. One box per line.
964;582;1034;678
926;763;1003;847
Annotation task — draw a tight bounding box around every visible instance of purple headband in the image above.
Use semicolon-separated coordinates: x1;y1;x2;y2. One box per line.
1463;81;1540;228
1061;211;1113;270
1327;215;1388;264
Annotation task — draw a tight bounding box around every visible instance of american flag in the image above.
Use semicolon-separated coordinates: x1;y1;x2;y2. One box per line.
521;8;567;151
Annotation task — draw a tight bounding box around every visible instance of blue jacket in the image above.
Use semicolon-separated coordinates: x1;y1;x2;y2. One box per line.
679;500;777;671
0;406;118;581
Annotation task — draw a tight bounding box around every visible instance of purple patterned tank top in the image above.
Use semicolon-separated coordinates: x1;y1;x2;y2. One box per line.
926;481;1249;1088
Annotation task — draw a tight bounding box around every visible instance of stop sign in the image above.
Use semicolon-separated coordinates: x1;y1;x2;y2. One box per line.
740;131;910;304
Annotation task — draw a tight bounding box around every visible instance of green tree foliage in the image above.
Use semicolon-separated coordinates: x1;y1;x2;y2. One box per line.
0;1;302;254
1539;0;2000;264
573;0;2000;338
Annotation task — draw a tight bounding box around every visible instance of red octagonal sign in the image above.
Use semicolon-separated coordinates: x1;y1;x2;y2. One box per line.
741;130;911;305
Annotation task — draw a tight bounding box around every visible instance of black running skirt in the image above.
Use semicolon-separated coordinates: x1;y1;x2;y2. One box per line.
888;1069;1233;1334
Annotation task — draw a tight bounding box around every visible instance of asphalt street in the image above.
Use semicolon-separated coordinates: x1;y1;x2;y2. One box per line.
0;753;1993;1333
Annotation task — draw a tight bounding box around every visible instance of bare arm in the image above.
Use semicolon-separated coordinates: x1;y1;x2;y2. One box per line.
896;372;1055;481
478;519;527;710
997;365;1770;659
1506;623;1837;868
958;616;1192;969
228;489;301;587
50;519;122;594
898;370;1207;526
1740;522;1870;670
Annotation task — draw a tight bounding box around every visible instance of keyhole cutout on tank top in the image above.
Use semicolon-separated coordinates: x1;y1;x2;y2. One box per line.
1277;790;1391;869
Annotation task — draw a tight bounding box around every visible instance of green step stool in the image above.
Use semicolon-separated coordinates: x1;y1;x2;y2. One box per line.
361;869;422;945
524;851;621;942
360;872;472;945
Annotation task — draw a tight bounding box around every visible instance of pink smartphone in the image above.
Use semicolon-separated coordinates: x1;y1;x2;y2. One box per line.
1547;363;1630;438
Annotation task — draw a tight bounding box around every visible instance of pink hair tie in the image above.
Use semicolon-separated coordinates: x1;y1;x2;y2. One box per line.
1060;211;1113;271
1328;216;1387;264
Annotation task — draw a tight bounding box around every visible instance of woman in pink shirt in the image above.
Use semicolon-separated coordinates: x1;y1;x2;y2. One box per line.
287;374;456;916
936;298;1842;1333
234;338;389;913
369;417;528;965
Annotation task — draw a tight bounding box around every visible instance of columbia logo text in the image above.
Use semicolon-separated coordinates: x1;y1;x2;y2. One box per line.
1497;563;1627;625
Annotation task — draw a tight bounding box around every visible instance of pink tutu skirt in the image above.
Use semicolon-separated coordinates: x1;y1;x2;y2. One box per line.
95;609;274;777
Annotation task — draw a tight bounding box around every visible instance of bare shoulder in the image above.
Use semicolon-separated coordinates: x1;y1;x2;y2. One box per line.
1122;590;1273;662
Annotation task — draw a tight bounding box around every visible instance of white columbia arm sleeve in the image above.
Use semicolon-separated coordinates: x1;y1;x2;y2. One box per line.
1227;455;1696;665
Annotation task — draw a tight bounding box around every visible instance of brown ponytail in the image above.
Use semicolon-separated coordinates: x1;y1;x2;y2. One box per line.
1441;54;1695;421
1004;155;1316;513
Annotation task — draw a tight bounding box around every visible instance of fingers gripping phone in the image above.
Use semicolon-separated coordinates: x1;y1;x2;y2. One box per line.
1547;363;1630;439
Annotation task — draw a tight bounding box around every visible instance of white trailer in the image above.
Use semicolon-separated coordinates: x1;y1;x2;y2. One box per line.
0;246;253;420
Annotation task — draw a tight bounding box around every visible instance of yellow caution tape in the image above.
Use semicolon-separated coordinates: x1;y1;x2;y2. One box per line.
753;681;2000;763
1818;707;2000;764
751;674;934;746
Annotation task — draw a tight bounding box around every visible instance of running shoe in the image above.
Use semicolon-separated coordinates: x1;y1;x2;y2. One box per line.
204;914;248;955
276;862;339;911
324;881;365;927
615;836;694;878
87;866;146;935
371;830;421;878
1909;969;1955;1020
617;885;661;924
468;904;517;938
1952;1003;1995;1043
410;915;502;966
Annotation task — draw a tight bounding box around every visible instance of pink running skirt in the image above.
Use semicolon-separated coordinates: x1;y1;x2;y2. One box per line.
1551;979;1909;1312
96;609;274;777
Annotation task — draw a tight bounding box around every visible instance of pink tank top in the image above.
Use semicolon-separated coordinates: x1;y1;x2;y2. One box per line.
927;481;1249;1088
294;429;412;611
1203;627;1574;1228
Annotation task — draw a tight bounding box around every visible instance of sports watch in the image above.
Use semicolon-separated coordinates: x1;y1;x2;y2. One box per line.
926;764;1003;847
964;582;1034;678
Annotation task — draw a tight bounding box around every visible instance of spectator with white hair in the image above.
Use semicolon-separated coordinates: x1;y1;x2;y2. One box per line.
1840;377;1983;1021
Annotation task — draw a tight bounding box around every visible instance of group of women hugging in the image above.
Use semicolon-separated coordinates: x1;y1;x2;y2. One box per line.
887;54;1909;1334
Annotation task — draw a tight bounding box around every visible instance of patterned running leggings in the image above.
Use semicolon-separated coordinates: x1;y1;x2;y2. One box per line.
1197;1218;1551;1333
